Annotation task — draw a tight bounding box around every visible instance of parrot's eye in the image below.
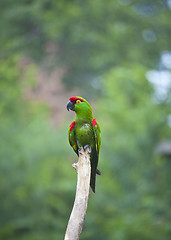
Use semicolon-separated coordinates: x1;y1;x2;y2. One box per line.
76;99;81;104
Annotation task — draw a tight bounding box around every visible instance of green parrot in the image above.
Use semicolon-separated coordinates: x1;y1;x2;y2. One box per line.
67;96;101;193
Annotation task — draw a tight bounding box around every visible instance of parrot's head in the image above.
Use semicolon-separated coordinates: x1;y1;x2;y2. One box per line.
67;96;92;116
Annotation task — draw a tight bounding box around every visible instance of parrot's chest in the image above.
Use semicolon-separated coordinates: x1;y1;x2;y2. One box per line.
75;123;94;146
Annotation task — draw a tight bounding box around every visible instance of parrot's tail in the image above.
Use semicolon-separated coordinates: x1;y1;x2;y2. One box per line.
90;173;96;193
90;153;100;193
96;169;101;175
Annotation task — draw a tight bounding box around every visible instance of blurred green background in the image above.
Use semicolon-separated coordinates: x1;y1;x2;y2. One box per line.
0;0;171;239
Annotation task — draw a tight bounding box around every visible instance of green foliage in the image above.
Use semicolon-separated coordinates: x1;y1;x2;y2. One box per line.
0;1;171;240
0;118;75;240
1;59;170;240
83;64;171;240
1;0;171;91
0;56;75;240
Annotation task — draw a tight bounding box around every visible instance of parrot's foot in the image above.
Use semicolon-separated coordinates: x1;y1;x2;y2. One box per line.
84;144;91;154
78;147;83;155
78;145;91;155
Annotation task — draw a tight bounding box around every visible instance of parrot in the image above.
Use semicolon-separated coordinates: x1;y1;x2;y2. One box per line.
67;96;101;193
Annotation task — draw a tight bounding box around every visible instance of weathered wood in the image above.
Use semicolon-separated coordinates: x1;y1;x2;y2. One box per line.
64;147;91;240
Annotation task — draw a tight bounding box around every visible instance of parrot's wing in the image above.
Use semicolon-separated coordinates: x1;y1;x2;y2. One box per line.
68;121;78;155
92;119;101;156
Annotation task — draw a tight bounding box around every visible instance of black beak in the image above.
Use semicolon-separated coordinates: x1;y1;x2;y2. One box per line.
67;101;75;111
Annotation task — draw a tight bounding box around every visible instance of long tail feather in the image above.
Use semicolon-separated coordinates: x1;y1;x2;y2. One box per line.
90;151;99;193
90;173;96;193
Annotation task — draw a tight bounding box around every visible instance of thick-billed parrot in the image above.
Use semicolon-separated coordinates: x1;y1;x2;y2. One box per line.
67;96;101;193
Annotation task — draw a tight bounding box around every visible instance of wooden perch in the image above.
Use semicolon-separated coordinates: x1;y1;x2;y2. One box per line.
64;146;91;240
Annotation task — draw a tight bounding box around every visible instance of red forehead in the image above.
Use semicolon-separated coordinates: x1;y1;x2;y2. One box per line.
69;96;84;103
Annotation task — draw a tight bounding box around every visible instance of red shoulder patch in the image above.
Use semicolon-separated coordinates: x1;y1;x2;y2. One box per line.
92;118;97;127
70;121;75;132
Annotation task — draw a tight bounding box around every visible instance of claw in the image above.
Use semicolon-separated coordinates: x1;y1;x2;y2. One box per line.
78;147;83;155
84;145;91;154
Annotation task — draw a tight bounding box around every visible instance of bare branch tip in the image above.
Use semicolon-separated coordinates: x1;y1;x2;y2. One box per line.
65;146;91;240
72;163;78;170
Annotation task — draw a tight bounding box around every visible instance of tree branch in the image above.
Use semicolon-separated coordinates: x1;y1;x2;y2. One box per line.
64;146;91;240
